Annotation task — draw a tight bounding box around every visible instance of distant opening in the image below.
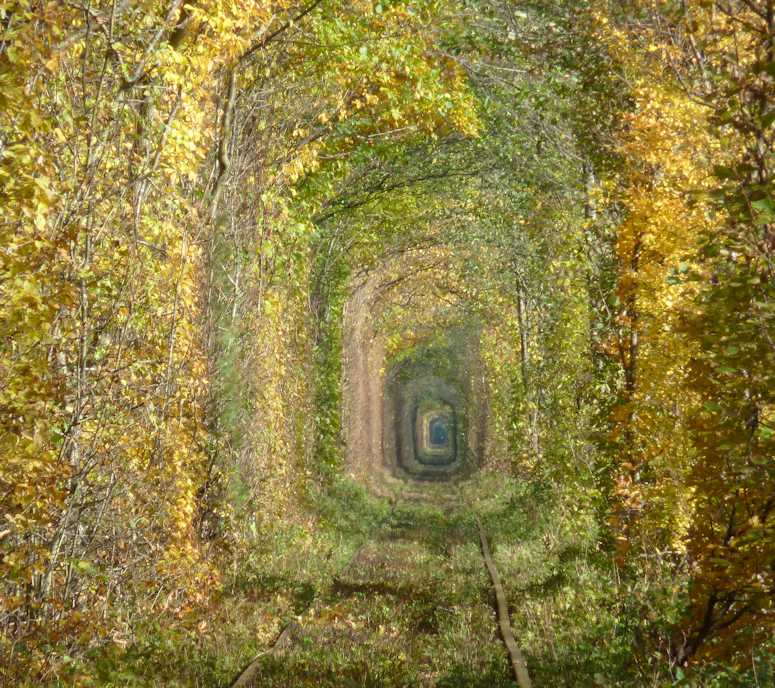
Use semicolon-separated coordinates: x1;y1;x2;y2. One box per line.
429;417;449;447
414;402;456;466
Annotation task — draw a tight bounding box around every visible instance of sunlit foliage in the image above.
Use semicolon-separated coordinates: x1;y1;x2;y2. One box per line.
1;0;772;684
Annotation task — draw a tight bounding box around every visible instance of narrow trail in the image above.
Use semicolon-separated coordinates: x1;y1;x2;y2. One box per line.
230;485;529;688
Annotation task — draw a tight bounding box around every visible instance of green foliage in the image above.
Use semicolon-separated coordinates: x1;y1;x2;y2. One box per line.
3;0;772;684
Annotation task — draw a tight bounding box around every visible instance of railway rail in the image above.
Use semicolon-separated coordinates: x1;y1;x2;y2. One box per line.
230;489;531;688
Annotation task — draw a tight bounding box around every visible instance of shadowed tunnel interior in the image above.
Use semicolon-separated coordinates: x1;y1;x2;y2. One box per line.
386;361;469;480
342;269;486;486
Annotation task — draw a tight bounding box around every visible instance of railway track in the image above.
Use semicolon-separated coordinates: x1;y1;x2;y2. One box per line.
230;487;531;688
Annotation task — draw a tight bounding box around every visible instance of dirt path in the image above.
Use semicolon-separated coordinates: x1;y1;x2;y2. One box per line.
231;486;522;687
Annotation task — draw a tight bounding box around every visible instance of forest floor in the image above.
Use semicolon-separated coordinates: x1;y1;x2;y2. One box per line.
216;470;628;688
77;473;629;687
232;481;516;688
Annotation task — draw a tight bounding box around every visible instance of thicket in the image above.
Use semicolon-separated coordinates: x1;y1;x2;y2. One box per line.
1;0;773;685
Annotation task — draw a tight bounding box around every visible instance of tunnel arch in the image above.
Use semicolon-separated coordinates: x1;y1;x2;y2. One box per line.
341;264;487;487
387;369;466;480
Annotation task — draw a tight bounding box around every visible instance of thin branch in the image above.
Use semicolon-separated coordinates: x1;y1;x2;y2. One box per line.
239;0;326;64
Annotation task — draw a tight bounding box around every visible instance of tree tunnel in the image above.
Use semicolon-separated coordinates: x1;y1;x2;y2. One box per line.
342;266;486;487
386;359;466;480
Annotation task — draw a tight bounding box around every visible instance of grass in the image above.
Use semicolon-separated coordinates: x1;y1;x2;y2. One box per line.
52;473;772;687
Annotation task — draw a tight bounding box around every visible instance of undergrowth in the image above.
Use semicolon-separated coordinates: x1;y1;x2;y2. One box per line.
51;474;772;687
